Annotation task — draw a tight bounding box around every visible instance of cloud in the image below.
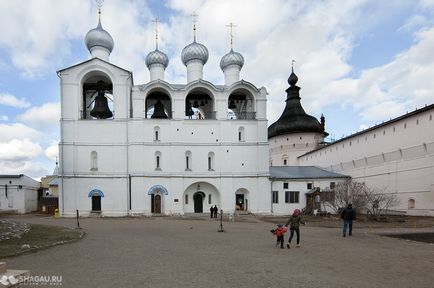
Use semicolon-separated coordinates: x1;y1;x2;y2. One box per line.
44;142;59;162
0;123;40;142
0;93;31;108
0;139;41;161
324;25;434;122
0;159;47;178
0;0;93;77
17;102;60;128
1;115;8;121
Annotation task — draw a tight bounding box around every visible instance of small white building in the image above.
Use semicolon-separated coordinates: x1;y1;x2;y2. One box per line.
0;175;40;214
270;166;349;215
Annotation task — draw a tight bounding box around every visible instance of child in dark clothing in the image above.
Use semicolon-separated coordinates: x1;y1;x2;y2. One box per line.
270;224;288;248
285;209;306;248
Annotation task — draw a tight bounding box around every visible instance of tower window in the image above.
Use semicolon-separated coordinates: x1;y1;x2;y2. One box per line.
238;127;245;142
90;151;98;171
154;126;160;141
155;151;162;170
208;152;215;170
185;151;192;171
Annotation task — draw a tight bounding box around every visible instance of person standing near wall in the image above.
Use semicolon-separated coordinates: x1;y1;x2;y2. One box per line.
341;203;356;237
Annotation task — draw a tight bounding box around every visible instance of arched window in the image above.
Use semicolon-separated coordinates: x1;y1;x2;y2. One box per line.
90;151;98;171
282;154;288;166
238;127;245;142
185;151;192;171
155;151;162;170
208;152;215;171
408;198;415;209
154;126;160;141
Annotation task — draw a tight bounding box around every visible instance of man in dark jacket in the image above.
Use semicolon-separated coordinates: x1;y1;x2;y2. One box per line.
341;203;356;237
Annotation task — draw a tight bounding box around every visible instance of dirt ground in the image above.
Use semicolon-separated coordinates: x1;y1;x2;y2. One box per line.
1;214;434;288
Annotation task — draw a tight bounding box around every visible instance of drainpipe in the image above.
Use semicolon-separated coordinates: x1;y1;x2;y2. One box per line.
57;71;65;215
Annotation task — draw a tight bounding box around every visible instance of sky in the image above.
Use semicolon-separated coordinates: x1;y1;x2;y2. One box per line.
0;0;433;179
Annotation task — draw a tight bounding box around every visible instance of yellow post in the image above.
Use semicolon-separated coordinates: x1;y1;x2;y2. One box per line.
54;209;60;218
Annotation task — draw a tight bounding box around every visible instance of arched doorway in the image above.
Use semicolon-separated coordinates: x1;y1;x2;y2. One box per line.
92;196;101;211
88;189;104;212
235;188;249;211
148;185;169;214
193;192;205;213
154;194;161;213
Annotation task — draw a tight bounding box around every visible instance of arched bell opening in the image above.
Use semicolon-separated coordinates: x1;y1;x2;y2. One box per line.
227;89;255;120
82;73;114;120
185;88;214;120
145;90;172;119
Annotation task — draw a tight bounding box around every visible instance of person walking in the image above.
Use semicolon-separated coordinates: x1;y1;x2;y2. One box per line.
210;206;214;218
285;209;305;248
341;203;356;237
271;224;288;248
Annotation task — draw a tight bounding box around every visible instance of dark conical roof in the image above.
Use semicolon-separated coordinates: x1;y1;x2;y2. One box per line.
268;69;326;139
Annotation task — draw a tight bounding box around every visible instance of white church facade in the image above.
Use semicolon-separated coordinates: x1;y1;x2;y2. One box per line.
58;17;270;217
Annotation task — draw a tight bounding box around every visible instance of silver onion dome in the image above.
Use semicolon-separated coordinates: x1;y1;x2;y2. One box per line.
85;19;114;53
181;41;209;66
220;48;244;70
145;49;169;69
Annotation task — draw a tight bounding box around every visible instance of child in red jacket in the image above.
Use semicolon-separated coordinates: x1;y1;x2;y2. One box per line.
270;224;288;248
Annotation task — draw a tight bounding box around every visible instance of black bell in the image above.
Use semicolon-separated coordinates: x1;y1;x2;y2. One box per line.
228;100;236;109
90;91;113;119
151;100;168;119
193;100;200;108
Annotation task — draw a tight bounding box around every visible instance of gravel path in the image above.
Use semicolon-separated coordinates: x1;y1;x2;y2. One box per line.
3;216;434;288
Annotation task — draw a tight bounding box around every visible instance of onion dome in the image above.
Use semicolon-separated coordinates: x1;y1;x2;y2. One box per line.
85;19;114;53
268;69;327;139
145;48;169;69
181;40;209;66
220;48;244;70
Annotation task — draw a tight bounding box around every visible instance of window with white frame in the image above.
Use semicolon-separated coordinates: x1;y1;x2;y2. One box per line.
285;191;299;203
272;191;279;204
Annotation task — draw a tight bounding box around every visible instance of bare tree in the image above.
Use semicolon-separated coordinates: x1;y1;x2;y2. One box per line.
364;186;400;220
322;179;367;214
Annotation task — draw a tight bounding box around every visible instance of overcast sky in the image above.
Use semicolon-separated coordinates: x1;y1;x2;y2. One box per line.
0;0;433;179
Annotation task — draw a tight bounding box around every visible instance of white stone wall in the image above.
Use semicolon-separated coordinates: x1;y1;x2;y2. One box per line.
299;107;434;215
269;132;323;166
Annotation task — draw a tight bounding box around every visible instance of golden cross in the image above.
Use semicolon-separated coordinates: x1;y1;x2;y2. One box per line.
191;11;198;41
226;22;237;49
152;18;160;49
